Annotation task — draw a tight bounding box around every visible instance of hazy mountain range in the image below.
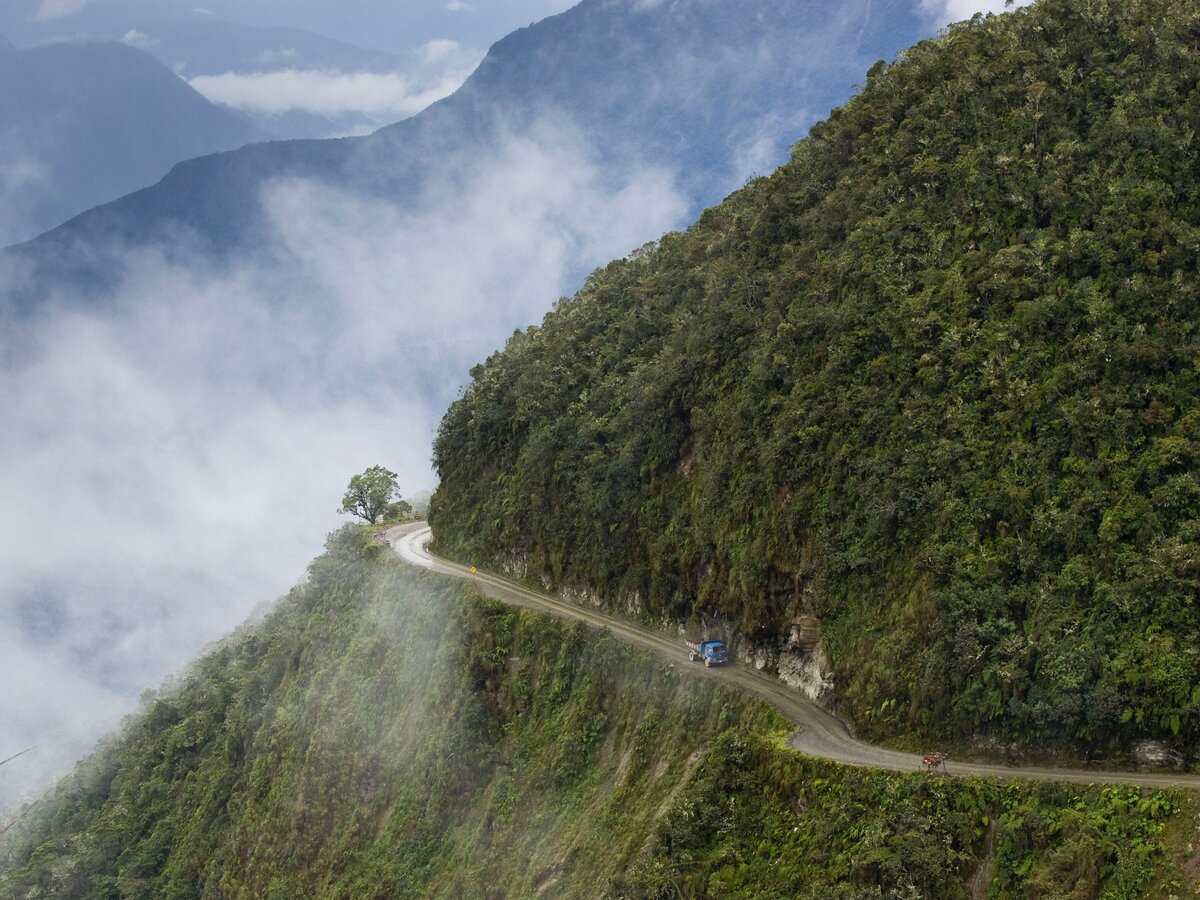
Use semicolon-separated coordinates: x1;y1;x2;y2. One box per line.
6;0;930;302
0;0;570;65
0;1;548;141
0;40;258;245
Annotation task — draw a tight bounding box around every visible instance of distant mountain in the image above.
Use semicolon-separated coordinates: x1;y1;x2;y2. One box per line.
0;5;455;140
116;15;416;138
0;41;258;245
111;15;405;77
4;0;930;303
0;3;403;75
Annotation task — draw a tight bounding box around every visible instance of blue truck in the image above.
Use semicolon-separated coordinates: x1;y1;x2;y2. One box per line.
686;638;730;667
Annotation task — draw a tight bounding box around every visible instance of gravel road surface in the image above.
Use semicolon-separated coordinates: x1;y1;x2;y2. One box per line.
389;523;1200;790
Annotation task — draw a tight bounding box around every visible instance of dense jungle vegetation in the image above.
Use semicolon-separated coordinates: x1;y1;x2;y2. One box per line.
2;528;1196;897
430;0;1200;756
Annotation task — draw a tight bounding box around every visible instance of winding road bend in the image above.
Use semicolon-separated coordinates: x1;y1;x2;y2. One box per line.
389;523;1200;791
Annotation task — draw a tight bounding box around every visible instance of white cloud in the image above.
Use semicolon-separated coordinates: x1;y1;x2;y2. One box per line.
188;67;471;119
121;29;160;50
921;0;1033;24
30;0;91;22
0;157;49;247
0;121;687;810
446;1;475;12
419;38;461;63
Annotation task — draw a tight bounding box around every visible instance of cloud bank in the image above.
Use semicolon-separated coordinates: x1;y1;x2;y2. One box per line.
188;65;474;119
0;121;686;811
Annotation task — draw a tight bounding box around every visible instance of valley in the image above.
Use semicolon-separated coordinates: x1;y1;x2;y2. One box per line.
4;0;1200;894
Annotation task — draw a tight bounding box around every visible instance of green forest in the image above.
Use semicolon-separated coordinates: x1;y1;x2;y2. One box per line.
8;0;1200;895
2;528;1195;897
430;0;1200;755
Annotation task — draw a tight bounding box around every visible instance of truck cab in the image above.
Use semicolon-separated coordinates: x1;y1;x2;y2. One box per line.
687;639;730;667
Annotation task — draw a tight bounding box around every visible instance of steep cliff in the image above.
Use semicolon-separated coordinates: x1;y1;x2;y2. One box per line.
431;0;1200;754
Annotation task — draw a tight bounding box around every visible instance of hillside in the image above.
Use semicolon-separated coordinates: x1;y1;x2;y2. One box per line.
430;0;1200;758
0;41;257;245
0;1;944;813
1;527;1194;897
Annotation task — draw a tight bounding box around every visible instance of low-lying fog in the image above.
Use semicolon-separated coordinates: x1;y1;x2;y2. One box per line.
0;124;684;809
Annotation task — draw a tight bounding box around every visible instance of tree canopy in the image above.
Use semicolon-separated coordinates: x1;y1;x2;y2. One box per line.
339;466;408;525
431;0;1200;755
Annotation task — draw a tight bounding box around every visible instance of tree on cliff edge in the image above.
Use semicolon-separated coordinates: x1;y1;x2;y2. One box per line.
339;466;408;524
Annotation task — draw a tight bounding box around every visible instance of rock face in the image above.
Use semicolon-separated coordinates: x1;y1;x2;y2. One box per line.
790;613;822;653
1133;739;1185;769
735;642;836;708
497;544;836;707
778;595;835;705
779;646;836;706
560;583;606;611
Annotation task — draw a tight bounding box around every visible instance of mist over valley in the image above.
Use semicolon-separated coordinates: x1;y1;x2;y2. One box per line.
14;1;1195;896
0;0;938;811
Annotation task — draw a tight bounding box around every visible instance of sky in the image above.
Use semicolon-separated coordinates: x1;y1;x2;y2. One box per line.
4;0;1025;44
0;0;578;56
926;0;1029;21
190;0;580;51
0;0;1033;130
0;0;1034;813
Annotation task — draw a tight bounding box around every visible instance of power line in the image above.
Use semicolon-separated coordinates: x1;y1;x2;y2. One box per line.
0;746;35;769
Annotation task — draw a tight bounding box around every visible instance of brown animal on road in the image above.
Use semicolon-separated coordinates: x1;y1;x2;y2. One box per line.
922;752;949;774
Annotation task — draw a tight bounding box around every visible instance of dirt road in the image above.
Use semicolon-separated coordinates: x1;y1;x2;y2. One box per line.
389;523;1200;790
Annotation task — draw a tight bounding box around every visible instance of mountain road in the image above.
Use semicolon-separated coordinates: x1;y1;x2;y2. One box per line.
388;523;1200;791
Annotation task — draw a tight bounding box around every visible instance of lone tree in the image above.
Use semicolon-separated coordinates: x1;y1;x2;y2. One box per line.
339;465;404;524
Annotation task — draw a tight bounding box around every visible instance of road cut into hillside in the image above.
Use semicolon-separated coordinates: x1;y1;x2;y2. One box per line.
389;522;1200;791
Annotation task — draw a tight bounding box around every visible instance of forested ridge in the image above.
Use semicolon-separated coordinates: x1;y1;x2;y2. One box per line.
0;528;775;896
3;528;1196;897
431;0;1200;756
9;0;1200;894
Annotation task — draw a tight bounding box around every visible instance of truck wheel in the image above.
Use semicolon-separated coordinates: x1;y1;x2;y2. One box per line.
704;658;711;668
689;651;696;661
